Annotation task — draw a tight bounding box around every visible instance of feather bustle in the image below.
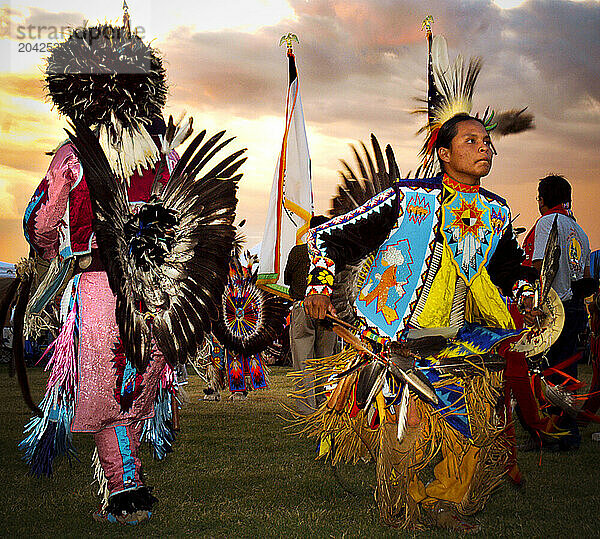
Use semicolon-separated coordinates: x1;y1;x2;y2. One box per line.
69;123;241;370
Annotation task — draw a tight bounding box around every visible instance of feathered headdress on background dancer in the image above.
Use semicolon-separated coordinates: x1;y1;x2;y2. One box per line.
414;16;534;177
213;234;290;357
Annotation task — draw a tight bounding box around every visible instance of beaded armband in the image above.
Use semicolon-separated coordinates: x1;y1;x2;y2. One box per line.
361;328;389;347
306;256;335;297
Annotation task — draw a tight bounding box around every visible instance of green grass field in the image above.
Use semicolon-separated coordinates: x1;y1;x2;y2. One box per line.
0;365;598;537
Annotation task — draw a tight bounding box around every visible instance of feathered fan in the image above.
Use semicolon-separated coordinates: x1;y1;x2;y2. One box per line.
67;122;245;371
212;251;290;356
539;215;561;307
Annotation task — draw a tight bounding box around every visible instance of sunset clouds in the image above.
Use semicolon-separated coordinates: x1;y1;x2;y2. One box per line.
1;0;598;263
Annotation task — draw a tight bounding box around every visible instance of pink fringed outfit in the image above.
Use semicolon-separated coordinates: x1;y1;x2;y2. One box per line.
73;271;165;432
22;141;178;498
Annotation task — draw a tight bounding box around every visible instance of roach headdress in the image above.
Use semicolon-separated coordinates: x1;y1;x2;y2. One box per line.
414;16;534;177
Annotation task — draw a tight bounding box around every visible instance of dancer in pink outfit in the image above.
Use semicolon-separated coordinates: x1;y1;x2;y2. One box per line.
19;13;243;525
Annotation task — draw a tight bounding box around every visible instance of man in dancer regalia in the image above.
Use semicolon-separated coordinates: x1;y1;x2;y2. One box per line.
300;22;540;532
19;12;243;524
211;245;289;399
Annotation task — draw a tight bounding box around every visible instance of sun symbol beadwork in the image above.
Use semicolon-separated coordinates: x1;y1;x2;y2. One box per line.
449;197;486;240
223;285;261;342
443;193;495;283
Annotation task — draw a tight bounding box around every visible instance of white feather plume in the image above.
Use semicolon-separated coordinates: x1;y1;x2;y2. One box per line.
397;384;410;443
431;35;449;75
161;114;194;155
98;114;160;184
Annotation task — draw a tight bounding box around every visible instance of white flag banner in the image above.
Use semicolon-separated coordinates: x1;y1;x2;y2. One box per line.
257;49;313;298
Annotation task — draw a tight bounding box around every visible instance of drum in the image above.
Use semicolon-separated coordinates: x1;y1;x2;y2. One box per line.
510;288;565;357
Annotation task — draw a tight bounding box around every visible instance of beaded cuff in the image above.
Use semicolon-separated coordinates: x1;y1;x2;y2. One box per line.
306;256;335;296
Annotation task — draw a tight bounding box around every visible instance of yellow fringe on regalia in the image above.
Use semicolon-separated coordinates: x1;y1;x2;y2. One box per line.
287;345;511;530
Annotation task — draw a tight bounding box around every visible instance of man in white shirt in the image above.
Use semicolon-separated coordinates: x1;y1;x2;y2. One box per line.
529;174;592;449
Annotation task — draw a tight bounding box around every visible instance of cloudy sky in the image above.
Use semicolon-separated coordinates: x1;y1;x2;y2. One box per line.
1;0;599;264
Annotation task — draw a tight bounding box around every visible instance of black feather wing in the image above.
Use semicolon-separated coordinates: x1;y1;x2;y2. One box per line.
329;135;401;322
68;122;242;370
330;134;400;218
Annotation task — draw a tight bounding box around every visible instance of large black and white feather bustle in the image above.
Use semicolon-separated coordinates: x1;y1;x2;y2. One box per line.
67;122;245;371
45;24;167;129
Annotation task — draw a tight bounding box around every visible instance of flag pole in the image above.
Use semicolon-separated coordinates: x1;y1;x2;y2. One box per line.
257;33;313;299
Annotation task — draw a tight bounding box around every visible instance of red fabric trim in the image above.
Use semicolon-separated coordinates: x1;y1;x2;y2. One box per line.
523;205;572;264
544;206;569;217
127;161;168;202
69;177;94;253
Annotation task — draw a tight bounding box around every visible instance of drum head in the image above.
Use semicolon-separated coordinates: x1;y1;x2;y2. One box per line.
510;288;565;357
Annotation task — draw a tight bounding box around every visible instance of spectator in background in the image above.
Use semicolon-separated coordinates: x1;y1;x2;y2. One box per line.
284;215;336;415
524;174;592;450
